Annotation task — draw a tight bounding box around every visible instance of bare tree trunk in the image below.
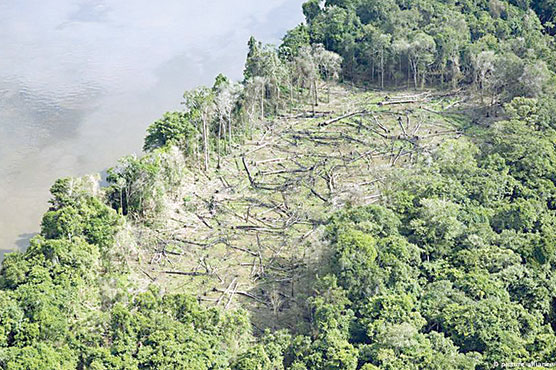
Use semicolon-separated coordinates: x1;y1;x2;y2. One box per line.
260;86;264;120
217;118;222;168
289;80;294;113
380;49;384;89
202;115;209;171
119;188;123;215
194;136;199;169
314;80;318;107
407;56;411;88
227;110;233;151
274;81;280;115
310;81;316;115
412;60;418;89
440;64;445;86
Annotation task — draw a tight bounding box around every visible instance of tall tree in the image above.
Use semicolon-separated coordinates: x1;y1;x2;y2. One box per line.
183;87;215;171
294;46;319;113
312;44;343;100
213;75;243;165
279;24;311;60
474;50;496;104
408;32;436;88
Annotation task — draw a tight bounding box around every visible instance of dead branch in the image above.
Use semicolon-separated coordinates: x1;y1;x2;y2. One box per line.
140;268;156;282
244;142;270;156
371;115;390;133
338;119;388;139
225;243;259;257
318;110;367;127
231;225;284;233
242;156;255;187
260;167;313;176
225;280;238;309
310;188;328;202
277;111;334;119
219;176;231;189
195;213;213;229
378;99;419;106
160;270;210;276
391;148;404;166
412;118;424;136
255;157;287;165
213;288;269;306
171;238;207;247
398;117;408;137
217;278;237;306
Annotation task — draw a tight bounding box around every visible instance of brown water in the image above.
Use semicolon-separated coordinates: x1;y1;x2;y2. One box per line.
0;0;304;256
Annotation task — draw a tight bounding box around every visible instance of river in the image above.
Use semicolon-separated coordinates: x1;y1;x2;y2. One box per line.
0;0;304;257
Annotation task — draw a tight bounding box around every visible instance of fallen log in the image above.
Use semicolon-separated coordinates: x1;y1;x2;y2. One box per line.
318;110;368;127
310;188;328;202
378;99;419;106
217;278;237;306
231;225;283;232
227;245;259;256
242;156;255;187
213;288;269;306
160;270;210;276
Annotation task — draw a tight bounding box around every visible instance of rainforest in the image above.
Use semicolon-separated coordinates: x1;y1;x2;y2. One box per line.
2;0;556;369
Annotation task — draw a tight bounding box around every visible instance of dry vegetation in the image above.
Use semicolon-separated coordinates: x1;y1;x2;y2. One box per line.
127;84;469;331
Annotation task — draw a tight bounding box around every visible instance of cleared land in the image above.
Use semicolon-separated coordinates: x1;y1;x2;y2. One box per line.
128;84;470;331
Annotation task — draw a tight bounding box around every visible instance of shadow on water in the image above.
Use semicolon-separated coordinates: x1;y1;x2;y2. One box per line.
0;248;16;260
99;168;110;187
15;232;37;252
0;0;305;257
0;232;36;262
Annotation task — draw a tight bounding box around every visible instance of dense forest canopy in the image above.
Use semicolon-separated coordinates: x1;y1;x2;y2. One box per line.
296;0;556;97
531;0;556;34
2;0;556;369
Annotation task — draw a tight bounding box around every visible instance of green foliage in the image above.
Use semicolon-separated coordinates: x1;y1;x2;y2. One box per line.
232;345;272;370
106;154;163;217
302;0;321;23
305;108;556;368
105;150;186;218
144;112;198;153
279;24;311;59
410;198;465;258
287;331;359;370
0;176;257;369
80;291;252;370
4;0;556;368
0;343;77;370
298;0;555;96
531;0;556;33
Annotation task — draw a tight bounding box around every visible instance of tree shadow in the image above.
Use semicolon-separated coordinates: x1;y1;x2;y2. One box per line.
0;233;36;262
15;232;37;252
0;249;12;261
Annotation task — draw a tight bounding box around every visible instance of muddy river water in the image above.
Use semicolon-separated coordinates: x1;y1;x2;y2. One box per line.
0;0;303;256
